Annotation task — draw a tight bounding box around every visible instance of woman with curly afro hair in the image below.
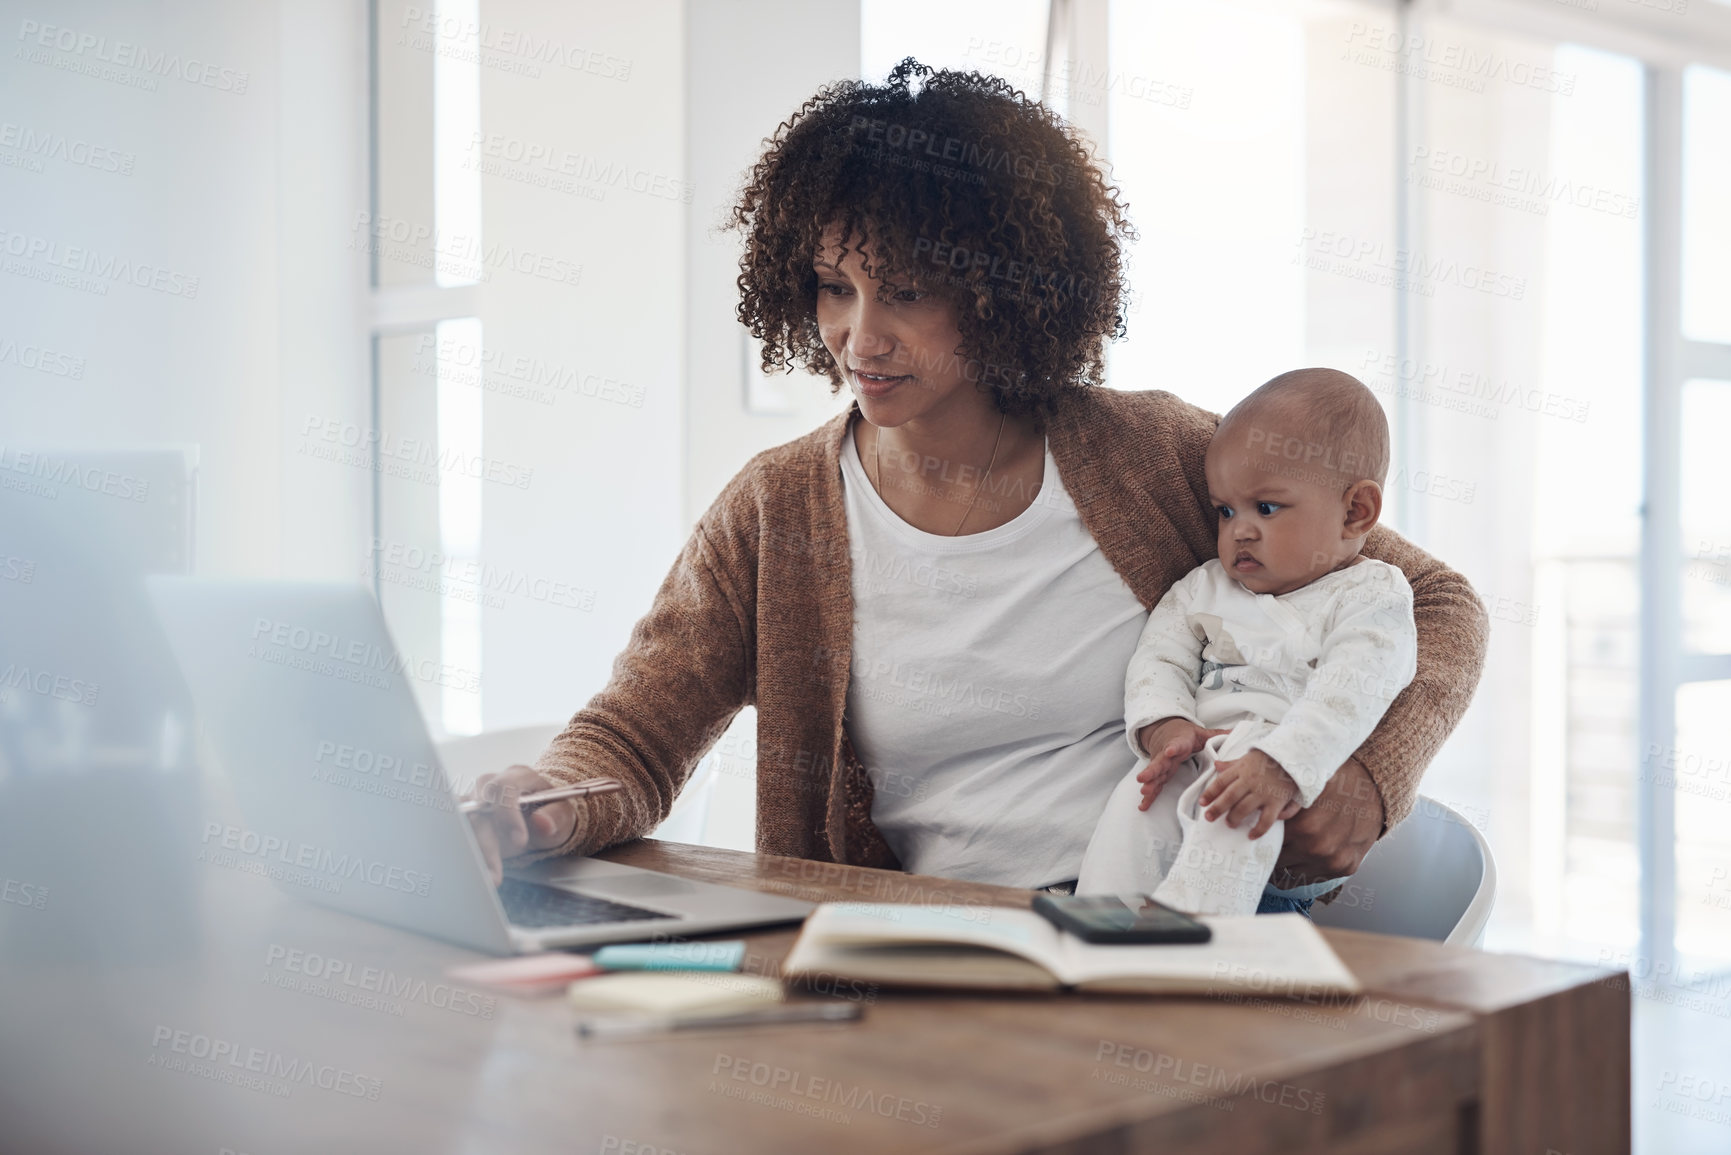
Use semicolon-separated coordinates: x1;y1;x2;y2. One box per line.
467;61;1488;914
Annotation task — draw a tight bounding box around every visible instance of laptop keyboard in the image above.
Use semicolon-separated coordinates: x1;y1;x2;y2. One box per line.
497;877;678;929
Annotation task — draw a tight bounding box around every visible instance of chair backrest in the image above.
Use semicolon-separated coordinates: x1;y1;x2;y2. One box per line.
1309;796;1497;946
435;724;566;789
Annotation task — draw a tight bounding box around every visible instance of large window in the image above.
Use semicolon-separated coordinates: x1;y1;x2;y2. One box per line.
856;5;1731;1147
367;0;689;752
1094;0;1650;962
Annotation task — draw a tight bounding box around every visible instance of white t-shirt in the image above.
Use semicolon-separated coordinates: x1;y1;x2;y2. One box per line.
839;426;1150;888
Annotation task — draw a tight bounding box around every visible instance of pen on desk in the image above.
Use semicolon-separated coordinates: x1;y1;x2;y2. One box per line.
458;779;623;815
575;1001;864;1040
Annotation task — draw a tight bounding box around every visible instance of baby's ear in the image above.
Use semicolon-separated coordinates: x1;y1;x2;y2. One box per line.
1342;480;1382;538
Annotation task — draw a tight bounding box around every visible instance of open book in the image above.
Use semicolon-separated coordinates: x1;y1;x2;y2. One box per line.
783;903;1361;998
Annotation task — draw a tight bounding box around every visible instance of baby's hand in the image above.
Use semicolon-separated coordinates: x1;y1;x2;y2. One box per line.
1199;749;1303;839
1134;718;1228;811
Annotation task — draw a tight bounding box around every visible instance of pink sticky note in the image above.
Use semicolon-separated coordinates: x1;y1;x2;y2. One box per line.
448;953;603;996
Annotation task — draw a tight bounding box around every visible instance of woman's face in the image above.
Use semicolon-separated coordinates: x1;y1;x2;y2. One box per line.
812;224;985;429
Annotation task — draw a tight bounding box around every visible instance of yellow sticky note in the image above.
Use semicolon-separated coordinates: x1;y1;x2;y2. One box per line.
567;972;784;1018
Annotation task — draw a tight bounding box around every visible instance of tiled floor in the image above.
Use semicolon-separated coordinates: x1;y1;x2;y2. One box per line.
1633;980;1731;1154
1485;922;1731;1153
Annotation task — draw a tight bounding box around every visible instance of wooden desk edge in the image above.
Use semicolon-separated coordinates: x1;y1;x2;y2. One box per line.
596;838;1626;1006
597;839;1632;1155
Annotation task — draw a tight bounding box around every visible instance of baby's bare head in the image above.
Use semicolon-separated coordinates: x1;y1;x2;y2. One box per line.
1204;369;1389;595
1213;368;1389;493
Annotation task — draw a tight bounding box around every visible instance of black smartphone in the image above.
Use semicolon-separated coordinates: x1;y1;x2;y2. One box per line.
1031;894;1212;944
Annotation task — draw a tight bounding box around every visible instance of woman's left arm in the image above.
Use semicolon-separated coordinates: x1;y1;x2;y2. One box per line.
1277;527;1489;881
1352;526;1490;825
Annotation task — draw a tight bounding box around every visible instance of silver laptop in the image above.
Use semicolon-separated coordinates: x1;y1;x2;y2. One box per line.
147;578;812;954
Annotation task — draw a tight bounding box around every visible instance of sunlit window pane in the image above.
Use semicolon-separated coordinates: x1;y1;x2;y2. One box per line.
1682;65;1731;343
1527;43;1645;959
1106;0;1305;414
1681;379;1731;655
432;0;482;286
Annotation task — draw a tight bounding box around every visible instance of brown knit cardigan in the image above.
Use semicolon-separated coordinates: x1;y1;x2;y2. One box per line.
531;386;1489;871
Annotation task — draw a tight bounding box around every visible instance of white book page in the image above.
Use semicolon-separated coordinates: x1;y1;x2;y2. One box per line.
1050;914;1362;996
800;904;1068;974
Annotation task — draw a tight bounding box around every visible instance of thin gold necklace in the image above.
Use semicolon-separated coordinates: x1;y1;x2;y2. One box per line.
871;411;1007;536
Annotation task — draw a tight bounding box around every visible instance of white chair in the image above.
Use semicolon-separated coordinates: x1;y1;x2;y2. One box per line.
434;724;716;841
1308;795;1496;947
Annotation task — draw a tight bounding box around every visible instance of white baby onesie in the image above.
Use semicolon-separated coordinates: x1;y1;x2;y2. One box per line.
1075;557;1418;914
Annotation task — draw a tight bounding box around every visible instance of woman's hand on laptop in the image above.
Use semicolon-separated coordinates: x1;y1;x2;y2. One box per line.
464;765;579;887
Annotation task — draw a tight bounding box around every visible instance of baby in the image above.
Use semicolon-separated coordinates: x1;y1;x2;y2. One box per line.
1076;368;1418;915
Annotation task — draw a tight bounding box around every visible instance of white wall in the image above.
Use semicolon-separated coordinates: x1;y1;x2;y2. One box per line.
677;0;860;846
682;0;861;525
0;0;371;581
462;0;691;732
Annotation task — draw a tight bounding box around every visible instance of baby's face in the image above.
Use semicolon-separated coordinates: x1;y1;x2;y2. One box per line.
1204;426;1357;596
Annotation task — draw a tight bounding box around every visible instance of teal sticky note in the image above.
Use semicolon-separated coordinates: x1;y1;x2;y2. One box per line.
593;940;746;972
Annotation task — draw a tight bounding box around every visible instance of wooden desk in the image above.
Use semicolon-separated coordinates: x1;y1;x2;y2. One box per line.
0;839;1629;1155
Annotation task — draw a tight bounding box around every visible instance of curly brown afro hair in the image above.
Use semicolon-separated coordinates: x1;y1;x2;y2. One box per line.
729;58;1135;418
